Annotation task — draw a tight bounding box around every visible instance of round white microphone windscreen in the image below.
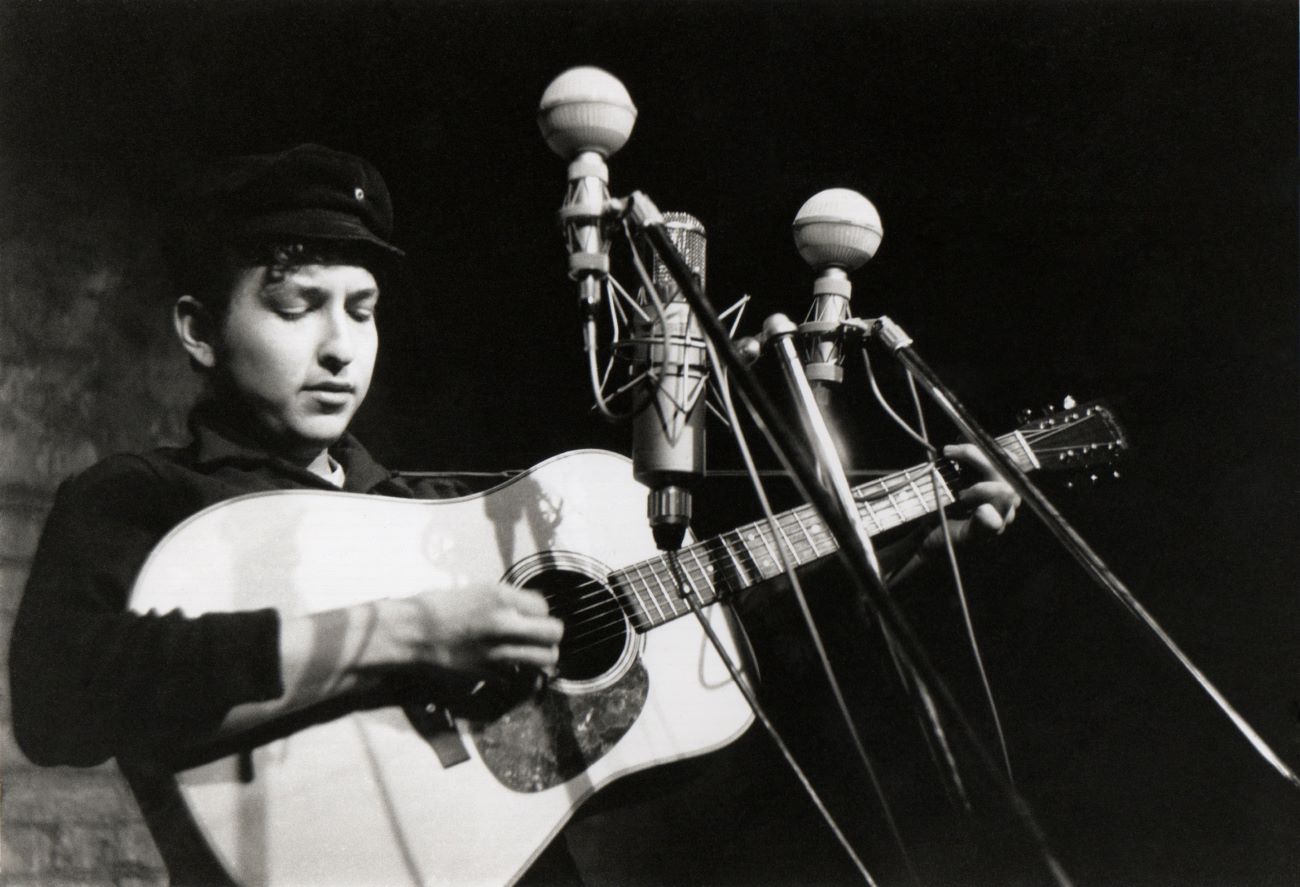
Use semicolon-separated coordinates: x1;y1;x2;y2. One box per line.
792;188;883;271
538;66;638;159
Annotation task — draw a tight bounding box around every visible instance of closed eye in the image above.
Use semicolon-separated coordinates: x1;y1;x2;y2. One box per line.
347;291;379;321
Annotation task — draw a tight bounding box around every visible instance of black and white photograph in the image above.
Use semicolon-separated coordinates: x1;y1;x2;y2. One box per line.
1;1;1296;884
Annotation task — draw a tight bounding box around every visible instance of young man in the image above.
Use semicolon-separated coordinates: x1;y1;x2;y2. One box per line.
8;144;566;882
9;144;1019;883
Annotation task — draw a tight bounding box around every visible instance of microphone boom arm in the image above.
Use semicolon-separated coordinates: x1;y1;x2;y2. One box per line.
868;316;1300;789
762;313;883;578
623;191;1075;883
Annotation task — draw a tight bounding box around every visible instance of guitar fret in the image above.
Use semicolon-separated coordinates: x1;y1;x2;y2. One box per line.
679;557;698;611
627;562;659;629
1007;431;1039;470
858;495;884;534
748;523;782;578
908;472;933;518
927;467;954;510
710;549;742;598
611;567;637;629
882;485;907;528
646;561;672;622
719;530;753;588
798;514;822;560
657;557;684;617
731;526;757;578
771;519;800;568
903;466;931;519
801;510;832;556
657;561;680;609
790;509;818;563
709;543;740;597
721;543;748;595
663;556;687;615
642;560;669;615
899;477;924;522
684;546;714;604
891;471;918;521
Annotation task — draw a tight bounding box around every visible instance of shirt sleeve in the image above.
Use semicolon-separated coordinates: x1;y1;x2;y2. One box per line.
8;457;284;767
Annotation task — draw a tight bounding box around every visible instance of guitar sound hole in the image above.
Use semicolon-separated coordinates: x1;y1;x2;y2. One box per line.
522;569;628;682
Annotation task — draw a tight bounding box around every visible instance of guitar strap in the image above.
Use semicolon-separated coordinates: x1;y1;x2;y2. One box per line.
403;700;471;768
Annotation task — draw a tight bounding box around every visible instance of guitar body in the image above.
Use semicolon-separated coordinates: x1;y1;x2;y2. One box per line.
129;450;754;886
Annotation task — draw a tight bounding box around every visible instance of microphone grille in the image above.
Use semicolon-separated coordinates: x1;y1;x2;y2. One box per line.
652;212;706;294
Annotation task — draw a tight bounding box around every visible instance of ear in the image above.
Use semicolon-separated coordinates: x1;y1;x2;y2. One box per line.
174;295;218;369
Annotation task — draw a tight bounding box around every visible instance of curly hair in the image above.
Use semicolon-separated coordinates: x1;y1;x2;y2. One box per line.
175;236;391;319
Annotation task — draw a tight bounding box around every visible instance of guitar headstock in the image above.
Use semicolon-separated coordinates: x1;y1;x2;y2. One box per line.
1016;397;1128;480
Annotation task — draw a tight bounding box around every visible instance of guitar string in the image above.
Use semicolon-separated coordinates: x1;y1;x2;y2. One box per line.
555;452;964;614
553;491;909;642
558;500;916;648
557;458;1098;653
539;421;1111;656
548;444;976;631
549;470;961;653
568;415;1097;623
554;457;1027;651
546;419;1080;617
553;498;860;625
551;454;983;649
559;483;916;650
552;484;1022;652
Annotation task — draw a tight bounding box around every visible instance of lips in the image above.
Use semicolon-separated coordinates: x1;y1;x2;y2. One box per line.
304;382;354;394
303;382;355;411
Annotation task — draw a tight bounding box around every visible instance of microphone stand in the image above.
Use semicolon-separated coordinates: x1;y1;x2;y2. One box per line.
762;313;883;579
869;316;1300;790
626;189;892;610
623;191;1074;885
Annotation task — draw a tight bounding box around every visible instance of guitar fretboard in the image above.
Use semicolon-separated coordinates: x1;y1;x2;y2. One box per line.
609;432;1035;630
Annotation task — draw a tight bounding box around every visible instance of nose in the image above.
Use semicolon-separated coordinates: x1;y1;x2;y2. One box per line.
318;306;355;372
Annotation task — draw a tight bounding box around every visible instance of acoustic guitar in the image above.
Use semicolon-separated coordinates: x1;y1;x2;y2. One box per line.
129;401;1125;885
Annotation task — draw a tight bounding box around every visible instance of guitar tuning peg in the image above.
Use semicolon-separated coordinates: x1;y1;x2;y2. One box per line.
1062;395;1077;409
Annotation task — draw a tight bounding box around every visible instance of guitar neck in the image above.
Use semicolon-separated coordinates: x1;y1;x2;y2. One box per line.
610;431;1038;631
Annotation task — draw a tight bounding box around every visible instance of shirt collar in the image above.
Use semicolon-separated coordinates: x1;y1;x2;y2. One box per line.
187;399;396;493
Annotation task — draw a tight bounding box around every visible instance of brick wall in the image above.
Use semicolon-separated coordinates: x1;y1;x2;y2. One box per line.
1;160;198;884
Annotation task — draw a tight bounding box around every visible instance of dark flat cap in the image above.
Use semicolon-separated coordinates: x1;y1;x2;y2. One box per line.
193;143;404;257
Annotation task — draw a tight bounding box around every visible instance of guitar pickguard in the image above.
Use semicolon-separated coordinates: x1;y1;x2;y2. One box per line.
471;662;649;793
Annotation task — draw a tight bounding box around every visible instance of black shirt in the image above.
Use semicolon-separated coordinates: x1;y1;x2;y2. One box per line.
9;401;465;883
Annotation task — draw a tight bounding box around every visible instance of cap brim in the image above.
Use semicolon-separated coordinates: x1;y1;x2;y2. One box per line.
241;208;406;257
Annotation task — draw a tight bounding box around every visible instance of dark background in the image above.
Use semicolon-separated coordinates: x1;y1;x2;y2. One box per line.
2;1;1297;884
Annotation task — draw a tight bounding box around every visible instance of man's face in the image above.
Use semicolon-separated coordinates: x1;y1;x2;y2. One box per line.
213;263;379;460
